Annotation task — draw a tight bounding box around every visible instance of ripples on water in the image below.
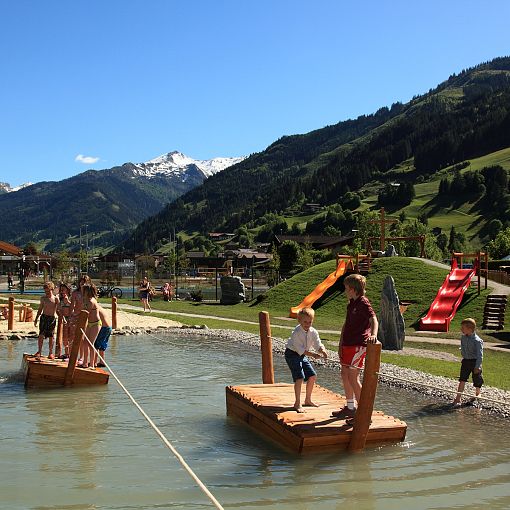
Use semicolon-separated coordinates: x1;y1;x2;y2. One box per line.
1;333;510;510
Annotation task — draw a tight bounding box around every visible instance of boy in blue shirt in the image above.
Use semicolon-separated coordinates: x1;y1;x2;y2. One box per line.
285;307;328;413
453;318;483;406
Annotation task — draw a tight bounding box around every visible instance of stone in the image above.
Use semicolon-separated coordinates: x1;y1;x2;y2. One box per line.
383;244;398;257
377;275;405;350
220;276;245;305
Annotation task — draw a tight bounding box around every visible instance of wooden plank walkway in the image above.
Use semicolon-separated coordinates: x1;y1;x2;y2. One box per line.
22;354;109;387
226;383;407;454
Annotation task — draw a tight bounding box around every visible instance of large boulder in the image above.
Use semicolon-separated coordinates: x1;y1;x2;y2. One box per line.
377;275;405;350
220;276;245;304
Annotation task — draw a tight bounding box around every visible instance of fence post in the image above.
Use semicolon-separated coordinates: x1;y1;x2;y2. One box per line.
64;310;89;386
8;297;15;331
112;296;117;330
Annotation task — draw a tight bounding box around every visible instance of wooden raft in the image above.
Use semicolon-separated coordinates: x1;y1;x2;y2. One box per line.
226;383;407;454
22;354;109;388
22;309;109;388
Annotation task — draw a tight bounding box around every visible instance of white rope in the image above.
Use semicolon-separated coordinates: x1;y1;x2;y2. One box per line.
375;370;510;407
80;328;225;510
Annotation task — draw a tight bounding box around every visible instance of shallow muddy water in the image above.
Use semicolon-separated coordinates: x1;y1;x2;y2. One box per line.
1;333;509;509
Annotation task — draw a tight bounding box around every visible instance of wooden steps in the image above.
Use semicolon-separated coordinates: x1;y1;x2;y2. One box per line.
483;294;507;330
226;383;407;454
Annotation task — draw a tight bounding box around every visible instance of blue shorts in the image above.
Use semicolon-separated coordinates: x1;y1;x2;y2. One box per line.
94;326;112;351
285;348;317;382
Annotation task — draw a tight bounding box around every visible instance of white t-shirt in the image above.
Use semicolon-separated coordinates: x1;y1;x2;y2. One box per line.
285;324;324;356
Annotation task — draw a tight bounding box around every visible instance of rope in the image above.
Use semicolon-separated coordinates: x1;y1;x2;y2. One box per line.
80;328;225;510
115;308;510;409
374;370;510;407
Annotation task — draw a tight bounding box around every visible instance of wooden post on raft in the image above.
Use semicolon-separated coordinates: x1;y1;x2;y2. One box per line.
259;311;274;384
56;315;63;358
348;341;382;453
63;310;89;386
19;303;24;322
112;296;117;330
8;297;15;330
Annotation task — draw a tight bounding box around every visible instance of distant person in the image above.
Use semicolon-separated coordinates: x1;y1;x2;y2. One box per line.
7;272;14;290
139;276;152;312
332;274;378;420
453;318;483;406
162;282;171;301
34;282;59;360
1;305;8;320
284;307;328;413
57;283;72;359
93;305;112;368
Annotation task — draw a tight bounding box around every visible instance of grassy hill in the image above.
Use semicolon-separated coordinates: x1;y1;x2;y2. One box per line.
259;257;489;332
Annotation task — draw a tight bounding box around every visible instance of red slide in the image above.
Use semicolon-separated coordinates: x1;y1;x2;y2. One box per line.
419;259;477;332
289;260;348;318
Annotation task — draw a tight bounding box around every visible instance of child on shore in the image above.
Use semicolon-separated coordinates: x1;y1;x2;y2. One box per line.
93;305;112;368
285;307;328;413
332;274;378;419
453;318;483;406
34;282;59;360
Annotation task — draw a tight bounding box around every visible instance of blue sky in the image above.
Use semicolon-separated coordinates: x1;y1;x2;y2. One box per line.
1;0;509;186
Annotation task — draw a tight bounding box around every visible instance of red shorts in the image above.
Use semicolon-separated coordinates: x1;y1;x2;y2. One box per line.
340;345;367;369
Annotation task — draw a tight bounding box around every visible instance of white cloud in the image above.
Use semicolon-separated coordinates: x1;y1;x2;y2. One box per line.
75;154;100;164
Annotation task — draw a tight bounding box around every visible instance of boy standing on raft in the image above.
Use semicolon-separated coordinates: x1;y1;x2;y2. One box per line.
453;318;483;406
34;282;59;360
285;307;328;413
332;274;378;419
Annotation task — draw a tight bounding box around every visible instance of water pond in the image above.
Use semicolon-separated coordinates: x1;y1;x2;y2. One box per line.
1;333;509;509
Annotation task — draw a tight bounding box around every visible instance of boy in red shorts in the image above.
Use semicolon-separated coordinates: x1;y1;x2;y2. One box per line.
332;274;378;419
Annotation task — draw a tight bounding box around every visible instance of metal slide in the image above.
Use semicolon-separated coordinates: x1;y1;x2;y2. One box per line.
419;259;477;332
289;260;348;318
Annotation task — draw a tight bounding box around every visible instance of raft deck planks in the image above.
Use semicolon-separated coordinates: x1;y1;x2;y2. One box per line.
22;354;109;387
226;383;407;454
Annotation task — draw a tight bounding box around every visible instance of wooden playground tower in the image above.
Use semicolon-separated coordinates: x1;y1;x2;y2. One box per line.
366;207;426;257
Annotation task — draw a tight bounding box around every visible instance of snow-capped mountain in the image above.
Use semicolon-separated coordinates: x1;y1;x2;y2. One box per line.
0;181;33;193
129;151;246;181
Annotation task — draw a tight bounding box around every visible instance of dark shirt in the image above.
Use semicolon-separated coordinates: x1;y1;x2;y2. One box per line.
342;295;375;346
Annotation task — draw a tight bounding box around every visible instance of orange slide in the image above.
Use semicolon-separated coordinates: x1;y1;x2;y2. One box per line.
289;260;349;318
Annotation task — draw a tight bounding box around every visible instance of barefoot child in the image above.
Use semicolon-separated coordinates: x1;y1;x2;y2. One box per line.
284;307;328;413
57;283;72;359
453;318;483;406
332;274;378;419
82;284;101;369
93;305;112;368
34;282;59;360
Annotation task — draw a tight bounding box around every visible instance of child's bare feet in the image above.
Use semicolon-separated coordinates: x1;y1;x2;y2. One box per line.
304;401;319;407
294;406;305;413
48;353;55;360
33;352;41;360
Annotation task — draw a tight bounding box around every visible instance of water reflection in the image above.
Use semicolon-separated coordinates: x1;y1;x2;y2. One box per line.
1;334;510;510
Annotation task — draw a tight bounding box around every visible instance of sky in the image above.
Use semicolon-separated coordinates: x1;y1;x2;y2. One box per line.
1;0;509;187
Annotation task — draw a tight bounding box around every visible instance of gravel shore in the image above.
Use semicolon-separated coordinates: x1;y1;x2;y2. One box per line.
171;327;510;418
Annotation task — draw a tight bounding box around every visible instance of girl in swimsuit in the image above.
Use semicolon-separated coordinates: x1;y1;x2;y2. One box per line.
82;284;101;369
70;275;90;361
139;277;152;312
58;283;72;359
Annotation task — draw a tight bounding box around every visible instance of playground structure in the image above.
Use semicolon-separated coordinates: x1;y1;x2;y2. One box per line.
226;312;407;454
289;253;371;318
366;207;426;257
419;252;488;332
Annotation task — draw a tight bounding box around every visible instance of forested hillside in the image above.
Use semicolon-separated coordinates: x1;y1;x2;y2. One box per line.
124;57;510;254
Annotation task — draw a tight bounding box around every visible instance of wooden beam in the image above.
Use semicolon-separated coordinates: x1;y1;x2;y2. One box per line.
8;297;14;330
348;341;382;452
259;311;274;384
112;296;118;330
64;310;89;386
